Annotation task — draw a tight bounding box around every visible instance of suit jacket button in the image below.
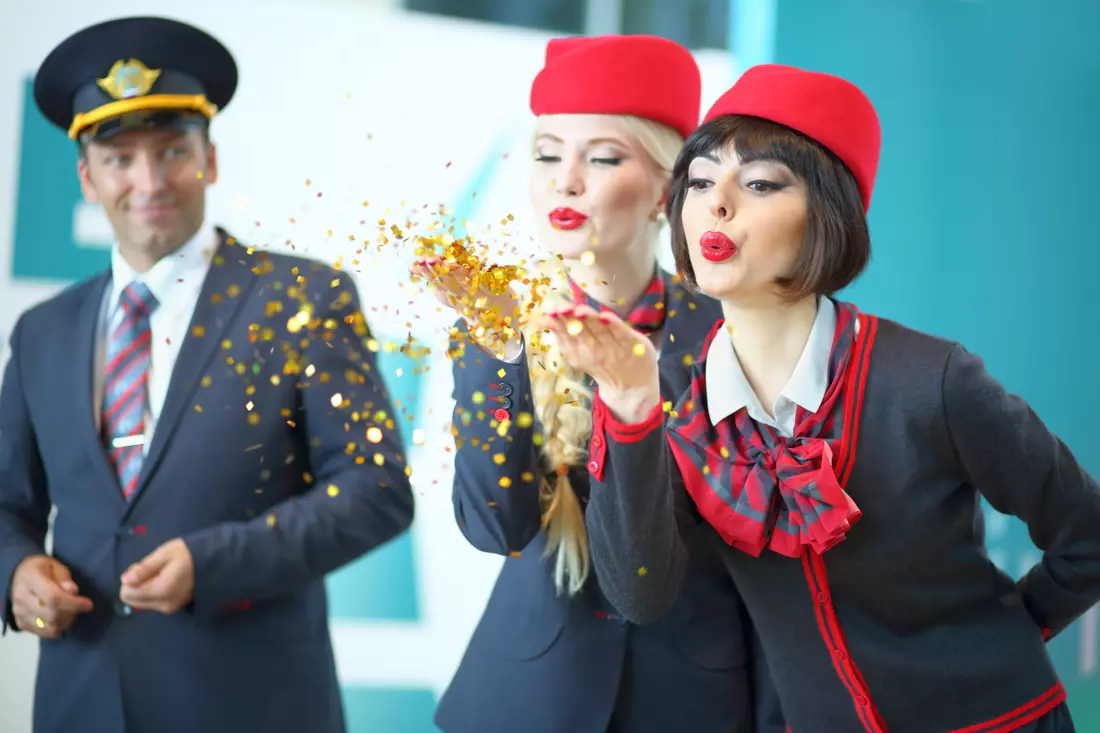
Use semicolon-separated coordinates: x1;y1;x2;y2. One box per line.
494;408;510;421
587;460;599;473
497;397;513;409
115;603;133;618
497;383;514;396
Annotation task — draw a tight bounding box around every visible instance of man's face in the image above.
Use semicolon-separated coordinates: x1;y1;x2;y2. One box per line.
78;126;216;266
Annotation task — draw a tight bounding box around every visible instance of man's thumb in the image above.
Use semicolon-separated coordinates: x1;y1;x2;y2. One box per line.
50;561;80;595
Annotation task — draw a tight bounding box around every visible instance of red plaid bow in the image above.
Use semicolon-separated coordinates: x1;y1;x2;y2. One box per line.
667;301;865;558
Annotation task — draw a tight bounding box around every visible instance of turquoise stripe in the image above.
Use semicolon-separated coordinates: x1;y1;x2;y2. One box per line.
447;126;515;239
729;0;778;68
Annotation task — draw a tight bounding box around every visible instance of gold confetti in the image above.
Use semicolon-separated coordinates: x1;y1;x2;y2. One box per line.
637;567;648;577
35;618;45;629
305;365;316;377
412;429;425;445
516;412;533;428
373;453;385;466
580;251;595;266
366;427;383;443
566;319;584;336
201;376;213;388
330;393;344;407
326;484;340;497
492;453;506;465
472;391;485;405
266;514;277;527
632;343;646;356
521;471;535;482
662;401;673;412
682;354;695;366
245;401;254;411
497;368;507;378
192;325;206;337
499;476;512;488
248;413;260;425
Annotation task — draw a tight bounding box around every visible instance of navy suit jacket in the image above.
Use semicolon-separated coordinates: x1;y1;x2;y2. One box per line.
0;233;415;733
434;279;785;733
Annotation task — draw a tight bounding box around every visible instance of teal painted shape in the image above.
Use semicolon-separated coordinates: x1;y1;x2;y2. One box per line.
341;686;441;733
447;126;515;240
770;1;1100;727
325;338;426;621
729;0;777;70
11;77;110;282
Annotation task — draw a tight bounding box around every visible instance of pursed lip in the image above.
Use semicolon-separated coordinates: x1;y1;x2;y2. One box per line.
549;207;589;231
699;231;738;262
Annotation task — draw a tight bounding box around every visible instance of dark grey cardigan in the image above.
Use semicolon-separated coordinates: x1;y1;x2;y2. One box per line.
584;314;1100;733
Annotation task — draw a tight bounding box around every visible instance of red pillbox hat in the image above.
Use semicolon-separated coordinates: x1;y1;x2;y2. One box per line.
529;35;701;140
704;64;881;211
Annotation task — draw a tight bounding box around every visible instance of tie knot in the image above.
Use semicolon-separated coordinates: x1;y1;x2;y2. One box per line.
120;282;158;317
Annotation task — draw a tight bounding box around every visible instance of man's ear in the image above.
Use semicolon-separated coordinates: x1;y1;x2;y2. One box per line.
202;141;219;185
77;156;99;203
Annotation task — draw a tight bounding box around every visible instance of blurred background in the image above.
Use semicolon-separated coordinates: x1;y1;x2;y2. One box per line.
0;0;1096;730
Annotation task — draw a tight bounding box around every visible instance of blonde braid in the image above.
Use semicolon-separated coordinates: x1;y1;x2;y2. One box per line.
525;114;684;596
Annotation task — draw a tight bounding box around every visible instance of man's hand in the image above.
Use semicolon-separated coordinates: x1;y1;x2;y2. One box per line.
9;555;94;638
119;538;194;614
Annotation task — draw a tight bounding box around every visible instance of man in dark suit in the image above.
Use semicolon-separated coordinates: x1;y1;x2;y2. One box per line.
0;16;415;733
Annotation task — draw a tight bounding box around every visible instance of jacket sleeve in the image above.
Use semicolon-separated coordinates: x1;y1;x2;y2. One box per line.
942;343;1100;639
583;392;693;624
449;328;543;555
183;271;415;618
0;317;52;634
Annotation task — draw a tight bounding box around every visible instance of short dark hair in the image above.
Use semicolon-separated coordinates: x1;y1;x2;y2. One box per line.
77;121;212;159
668;114;870;300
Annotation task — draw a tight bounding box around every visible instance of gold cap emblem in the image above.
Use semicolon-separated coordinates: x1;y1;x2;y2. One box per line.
97;58;161;100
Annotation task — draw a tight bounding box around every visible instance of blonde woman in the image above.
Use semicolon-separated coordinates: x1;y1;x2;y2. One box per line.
418;36;783;733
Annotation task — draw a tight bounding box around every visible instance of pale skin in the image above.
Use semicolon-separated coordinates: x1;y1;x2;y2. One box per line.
10;125;214;637
411;114;669;354
549;141;819;423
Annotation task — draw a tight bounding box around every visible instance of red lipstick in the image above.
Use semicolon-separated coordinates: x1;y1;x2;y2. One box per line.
549;207;588;231
699;231;738;262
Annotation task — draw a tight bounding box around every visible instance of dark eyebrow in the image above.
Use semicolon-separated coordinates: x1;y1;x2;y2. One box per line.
694;151;722;164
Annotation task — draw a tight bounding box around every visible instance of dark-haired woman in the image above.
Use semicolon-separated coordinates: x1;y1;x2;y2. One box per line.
542;64;1099;733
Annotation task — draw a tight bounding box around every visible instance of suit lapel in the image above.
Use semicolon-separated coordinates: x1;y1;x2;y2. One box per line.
73;272;127;507
125;231;259;512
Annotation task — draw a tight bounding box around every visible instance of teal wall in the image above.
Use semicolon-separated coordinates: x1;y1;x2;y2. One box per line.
737;0;1100;725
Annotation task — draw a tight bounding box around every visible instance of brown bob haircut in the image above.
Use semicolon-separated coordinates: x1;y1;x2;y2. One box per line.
668;114;870;301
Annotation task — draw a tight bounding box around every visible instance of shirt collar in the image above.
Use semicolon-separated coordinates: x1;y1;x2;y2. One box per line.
108;225;218;313
706;296;837;426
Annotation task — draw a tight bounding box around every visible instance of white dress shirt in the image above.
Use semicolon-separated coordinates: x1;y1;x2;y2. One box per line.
705;296;837;438
93;225;218;454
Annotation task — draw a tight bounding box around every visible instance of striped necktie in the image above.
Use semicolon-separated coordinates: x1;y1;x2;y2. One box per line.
102;282;158;499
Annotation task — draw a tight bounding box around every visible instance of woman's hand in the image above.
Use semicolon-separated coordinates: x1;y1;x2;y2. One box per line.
541;304;660;424
410;258;524;360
